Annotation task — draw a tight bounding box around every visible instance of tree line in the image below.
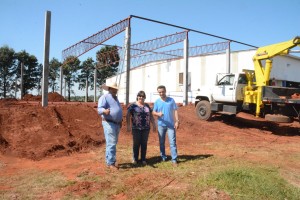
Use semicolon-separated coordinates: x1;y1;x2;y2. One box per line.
0;45;119;101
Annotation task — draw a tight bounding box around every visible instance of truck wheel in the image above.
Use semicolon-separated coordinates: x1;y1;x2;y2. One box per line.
265;114;292;123
195;100;212;120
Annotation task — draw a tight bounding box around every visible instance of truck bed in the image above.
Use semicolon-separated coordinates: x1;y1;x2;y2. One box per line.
262;86;300;104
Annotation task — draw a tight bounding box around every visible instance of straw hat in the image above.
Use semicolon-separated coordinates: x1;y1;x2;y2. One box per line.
102;82;119;91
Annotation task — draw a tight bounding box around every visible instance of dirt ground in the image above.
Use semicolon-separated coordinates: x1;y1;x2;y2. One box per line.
0;93;300;198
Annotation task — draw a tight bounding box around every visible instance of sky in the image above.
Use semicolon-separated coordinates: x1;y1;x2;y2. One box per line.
1;0;300;95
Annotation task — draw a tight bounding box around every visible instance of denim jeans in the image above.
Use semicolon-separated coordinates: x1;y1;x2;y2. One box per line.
157;126;177;162
102;121;120;166
132;129;150;162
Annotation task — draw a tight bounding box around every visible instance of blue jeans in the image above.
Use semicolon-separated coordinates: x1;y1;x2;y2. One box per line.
157;126;177;162
132;129;150;162
102;121;120;166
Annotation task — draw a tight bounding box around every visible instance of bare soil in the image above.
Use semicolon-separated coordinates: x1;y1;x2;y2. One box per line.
0;94;300;199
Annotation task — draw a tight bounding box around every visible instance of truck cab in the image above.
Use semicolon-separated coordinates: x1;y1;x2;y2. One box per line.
213;73;247;103
195;73;247;120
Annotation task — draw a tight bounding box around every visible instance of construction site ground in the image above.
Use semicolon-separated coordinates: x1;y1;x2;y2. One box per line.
0;94;299;199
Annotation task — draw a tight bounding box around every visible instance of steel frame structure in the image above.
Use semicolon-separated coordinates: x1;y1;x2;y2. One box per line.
62;15;255;68
130;41;229;69
95;31;187;69
61;15;257;104
62;18;130;61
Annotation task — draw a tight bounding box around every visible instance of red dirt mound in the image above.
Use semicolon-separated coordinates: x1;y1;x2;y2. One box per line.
23;92;67;102
0;100;104;160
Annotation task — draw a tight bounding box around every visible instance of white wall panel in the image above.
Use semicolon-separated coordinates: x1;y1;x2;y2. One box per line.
106;50;300;103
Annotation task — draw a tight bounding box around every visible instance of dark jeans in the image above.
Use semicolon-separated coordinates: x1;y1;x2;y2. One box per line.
132;129;150;162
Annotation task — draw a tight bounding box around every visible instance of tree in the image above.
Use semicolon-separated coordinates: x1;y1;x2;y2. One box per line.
62;56;80;101
49;58;61;93
77;57;95;101
0;46;17;98
16;50;40;96
95;45;120;87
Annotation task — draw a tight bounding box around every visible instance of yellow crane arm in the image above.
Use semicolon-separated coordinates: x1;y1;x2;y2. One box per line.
245;36;300;117
253;36;300;86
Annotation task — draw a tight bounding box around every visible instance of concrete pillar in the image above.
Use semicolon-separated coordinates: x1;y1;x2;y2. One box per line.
64;79;66;99
20;62;24;99
226;41;231;73
183;34;189;106
42;11;51;107
125;26;131;105
60;66;63;96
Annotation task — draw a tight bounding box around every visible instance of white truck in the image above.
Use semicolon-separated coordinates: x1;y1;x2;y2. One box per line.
195;37;300;123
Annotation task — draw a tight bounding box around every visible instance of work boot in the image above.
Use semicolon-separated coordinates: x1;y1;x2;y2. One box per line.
172;161;178;167
107;164;119;171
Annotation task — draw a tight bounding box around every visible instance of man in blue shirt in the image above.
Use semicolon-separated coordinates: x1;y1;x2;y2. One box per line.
98;82;123;170
153;85;179;167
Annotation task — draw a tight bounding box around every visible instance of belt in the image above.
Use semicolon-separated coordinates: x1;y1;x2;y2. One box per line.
103;118;120;124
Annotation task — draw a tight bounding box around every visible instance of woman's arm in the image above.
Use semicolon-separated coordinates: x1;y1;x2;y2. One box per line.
150;112;156;132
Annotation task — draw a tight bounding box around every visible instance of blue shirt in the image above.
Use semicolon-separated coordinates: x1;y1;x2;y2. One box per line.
153;97;177;128
98;93;123;123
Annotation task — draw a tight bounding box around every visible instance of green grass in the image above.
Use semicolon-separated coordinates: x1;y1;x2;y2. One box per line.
0;170;74;200
1;147;300;200
196;164;300;200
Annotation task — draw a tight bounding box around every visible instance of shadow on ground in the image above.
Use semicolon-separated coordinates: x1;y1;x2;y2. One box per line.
119;154;213;169
211;115;300;136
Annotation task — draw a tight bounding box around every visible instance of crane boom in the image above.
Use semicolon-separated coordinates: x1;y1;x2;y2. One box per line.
245;36;300;116
253;36;300;87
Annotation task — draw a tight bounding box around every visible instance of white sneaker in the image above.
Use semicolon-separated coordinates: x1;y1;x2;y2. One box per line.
132;160;137;165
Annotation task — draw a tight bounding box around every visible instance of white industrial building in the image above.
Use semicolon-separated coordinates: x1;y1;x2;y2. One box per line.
106;49;300;104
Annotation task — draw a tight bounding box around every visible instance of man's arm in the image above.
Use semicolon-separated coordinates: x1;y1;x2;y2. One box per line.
152;110;163;117
174;109;179;129
98;95;110;116
174;109;179;122
152;103;163;117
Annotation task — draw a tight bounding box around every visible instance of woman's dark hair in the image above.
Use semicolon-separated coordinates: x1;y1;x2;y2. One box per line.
136;90;146;101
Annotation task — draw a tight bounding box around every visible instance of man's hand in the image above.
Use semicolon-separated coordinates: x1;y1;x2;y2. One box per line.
174;121;179;129
103;108;110;115
157;112;164;117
